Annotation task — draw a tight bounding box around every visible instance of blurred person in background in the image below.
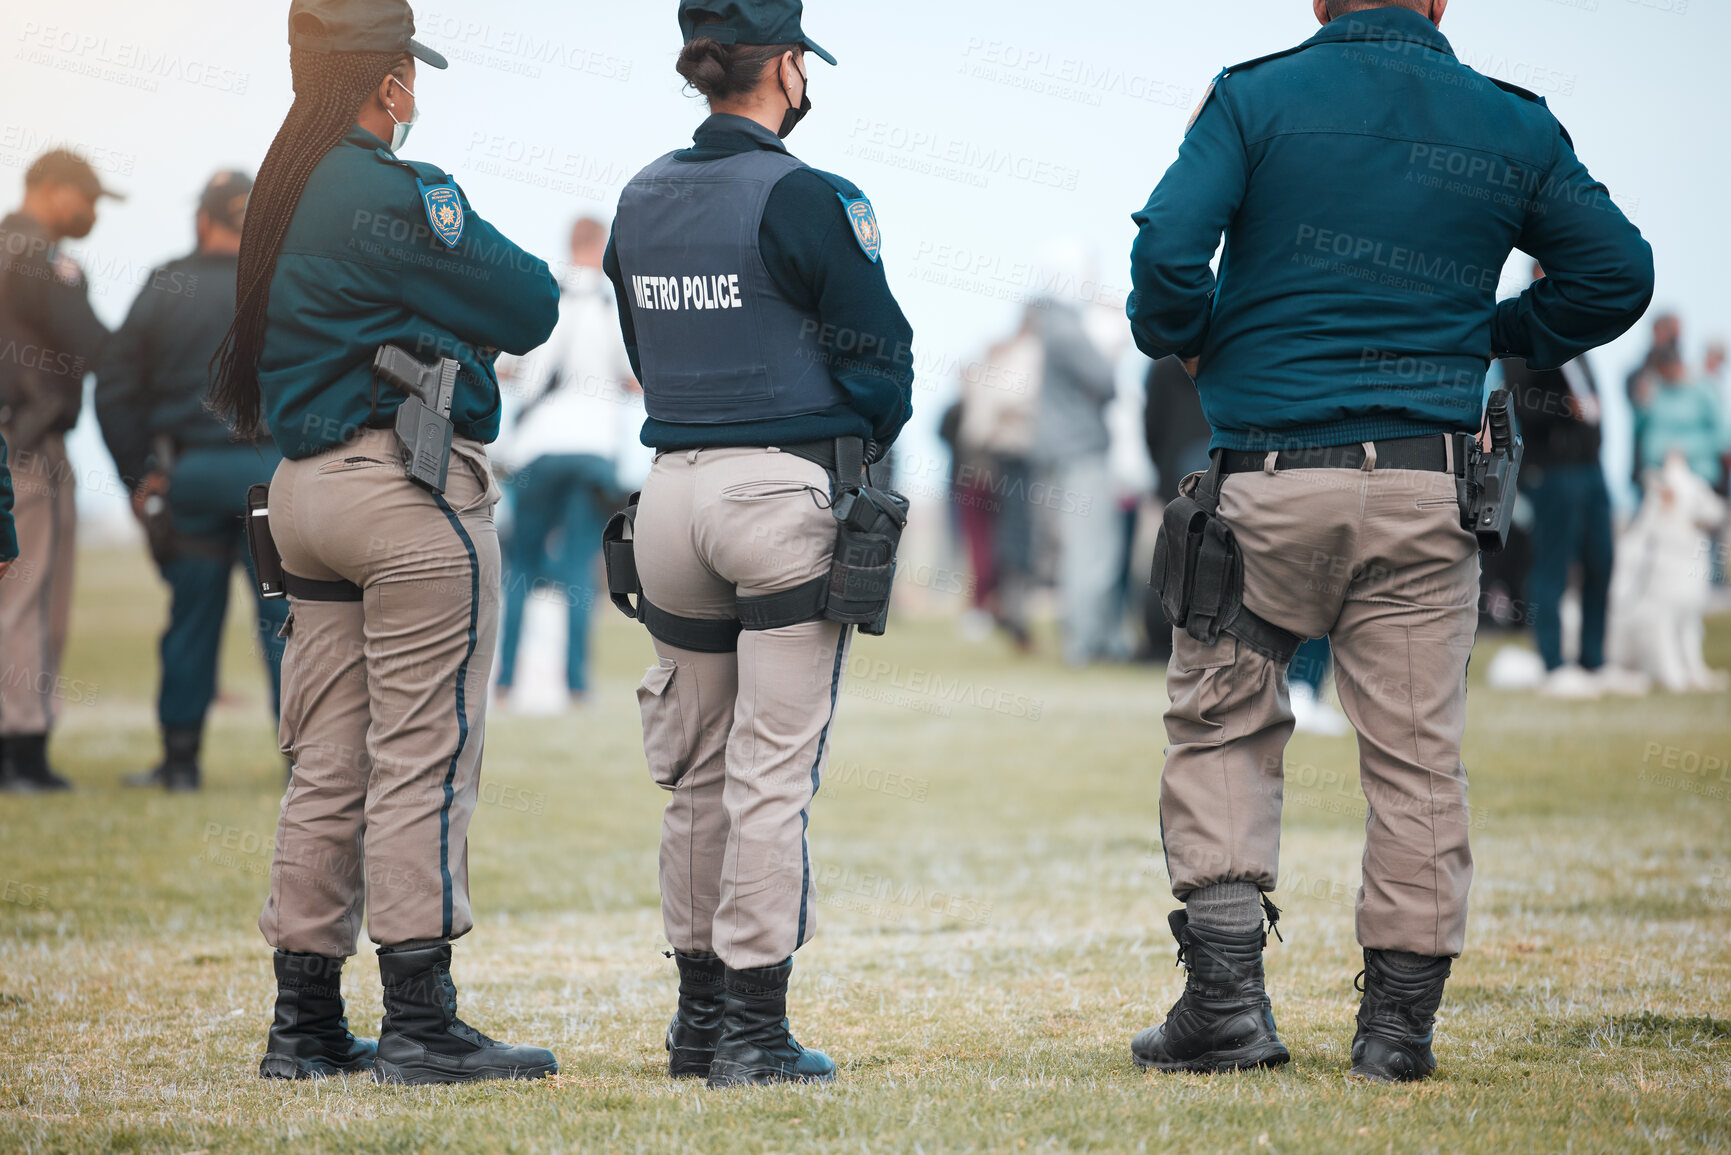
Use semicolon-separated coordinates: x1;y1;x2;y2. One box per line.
1027;244;1121;667
1626;311;1682;487
0;150;116;794
1103;351;1155;662
1633;347;1730;491
954;318;1041;650
96;171;290;792
1504;262;1621;698
1707;340;1730;588
492;216;637;710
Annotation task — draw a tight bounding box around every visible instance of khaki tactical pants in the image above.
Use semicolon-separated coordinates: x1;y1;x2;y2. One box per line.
1160;451;1480;957
0;433;76;737
258;429;501;957
634;447;852;971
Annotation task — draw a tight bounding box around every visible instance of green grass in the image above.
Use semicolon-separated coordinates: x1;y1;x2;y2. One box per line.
3;547;1730;1153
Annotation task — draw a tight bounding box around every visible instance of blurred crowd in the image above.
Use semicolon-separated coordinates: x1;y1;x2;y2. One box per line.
935;249;1731;726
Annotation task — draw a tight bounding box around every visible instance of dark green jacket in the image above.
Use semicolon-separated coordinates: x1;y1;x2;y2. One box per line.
96;251;244;485
259;126;559;459
1128;7;1654;451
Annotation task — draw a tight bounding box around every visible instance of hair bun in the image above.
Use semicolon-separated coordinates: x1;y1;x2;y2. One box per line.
675;37;732;98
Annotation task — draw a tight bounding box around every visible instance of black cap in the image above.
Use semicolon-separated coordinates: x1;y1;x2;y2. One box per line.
199;171;254;230
287;0;449;69
678;0;836;66
25;149;126;202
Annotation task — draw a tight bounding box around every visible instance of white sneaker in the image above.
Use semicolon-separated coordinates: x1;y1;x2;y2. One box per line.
959;609;994;643
1540;665;1603;700
1592;666;1652;697
1291;682;1351;737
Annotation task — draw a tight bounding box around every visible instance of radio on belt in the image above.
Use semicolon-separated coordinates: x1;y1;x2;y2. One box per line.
373;345;458;494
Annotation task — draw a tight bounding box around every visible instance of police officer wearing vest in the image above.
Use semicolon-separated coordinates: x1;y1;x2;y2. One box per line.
1127;0;1652;1081
96;171;291;793
208;0;561;1083
604;0;915;1087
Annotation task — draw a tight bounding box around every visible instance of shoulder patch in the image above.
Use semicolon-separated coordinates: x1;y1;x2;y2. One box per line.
417;178;465;249
1187;70;1226;134
837;193;882;263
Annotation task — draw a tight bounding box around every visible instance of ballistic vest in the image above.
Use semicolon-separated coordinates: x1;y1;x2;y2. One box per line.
612;145;850;425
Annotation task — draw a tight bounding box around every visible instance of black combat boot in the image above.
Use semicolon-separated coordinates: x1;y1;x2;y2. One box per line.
373;942;559;1085
1131;907;1291;1073
706;959;836;1088
259;951;378;1079
0;734;72;793
667;951;726;1078
126;727;202;791
1348;949;1452;1083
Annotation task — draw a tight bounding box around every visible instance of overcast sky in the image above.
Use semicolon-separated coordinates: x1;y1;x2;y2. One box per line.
3;0;1724;518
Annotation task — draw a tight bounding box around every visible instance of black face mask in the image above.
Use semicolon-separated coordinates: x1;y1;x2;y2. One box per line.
778;61;811;139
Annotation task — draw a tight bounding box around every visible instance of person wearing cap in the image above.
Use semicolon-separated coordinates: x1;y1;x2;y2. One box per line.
604;0;915;1088
1125;0;1652;1083
206;0;560;1084
0;150;116;794
94;171;291;793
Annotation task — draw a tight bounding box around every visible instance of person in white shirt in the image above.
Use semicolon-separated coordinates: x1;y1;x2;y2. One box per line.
493;217;638;706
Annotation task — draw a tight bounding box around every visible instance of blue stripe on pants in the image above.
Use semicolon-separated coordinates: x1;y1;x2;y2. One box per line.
432;493;482;938
796;628;850;948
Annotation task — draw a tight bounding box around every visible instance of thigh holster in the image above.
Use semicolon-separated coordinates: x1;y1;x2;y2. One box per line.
1150;457;1302;664
246;483;363;604
603;439;911;652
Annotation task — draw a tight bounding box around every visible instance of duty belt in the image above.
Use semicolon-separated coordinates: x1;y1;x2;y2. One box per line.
1217;435;1453;476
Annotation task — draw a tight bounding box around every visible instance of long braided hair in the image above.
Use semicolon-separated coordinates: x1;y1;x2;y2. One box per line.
210;47;406;435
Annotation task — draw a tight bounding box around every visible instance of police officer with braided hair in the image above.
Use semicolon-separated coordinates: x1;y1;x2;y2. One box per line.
1126;0;1652;1082
604;0;915;1088
209;0;560;1084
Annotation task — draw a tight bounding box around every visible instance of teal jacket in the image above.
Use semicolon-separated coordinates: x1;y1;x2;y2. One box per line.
259;126;559;459
0;432;14;562
1636;379;1728;487
1129;8;1654;451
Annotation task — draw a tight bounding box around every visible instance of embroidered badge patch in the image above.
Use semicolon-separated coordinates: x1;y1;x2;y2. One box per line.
1187;74;1223;135
417;179;465;248
838;194;882;263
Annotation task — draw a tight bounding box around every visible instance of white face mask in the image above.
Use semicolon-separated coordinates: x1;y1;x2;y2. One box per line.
387;75;419;151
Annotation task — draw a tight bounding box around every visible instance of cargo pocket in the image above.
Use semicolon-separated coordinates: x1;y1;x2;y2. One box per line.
637;659;696;791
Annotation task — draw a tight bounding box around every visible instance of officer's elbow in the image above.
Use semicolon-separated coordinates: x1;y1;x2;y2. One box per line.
502;273;562;356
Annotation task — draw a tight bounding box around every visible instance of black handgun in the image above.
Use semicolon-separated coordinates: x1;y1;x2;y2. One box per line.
1455;389;1524;554
373;345;458;494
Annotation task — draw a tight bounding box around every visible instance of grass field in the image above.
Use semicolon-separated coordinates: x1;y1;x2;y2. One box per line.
2;546;1730;1154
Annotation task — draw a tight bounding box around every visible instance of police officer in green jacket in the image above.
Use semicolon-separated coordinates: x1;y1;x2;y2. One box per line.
97;171;290;794
1126;0;1653;1084
209;0;561;1084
